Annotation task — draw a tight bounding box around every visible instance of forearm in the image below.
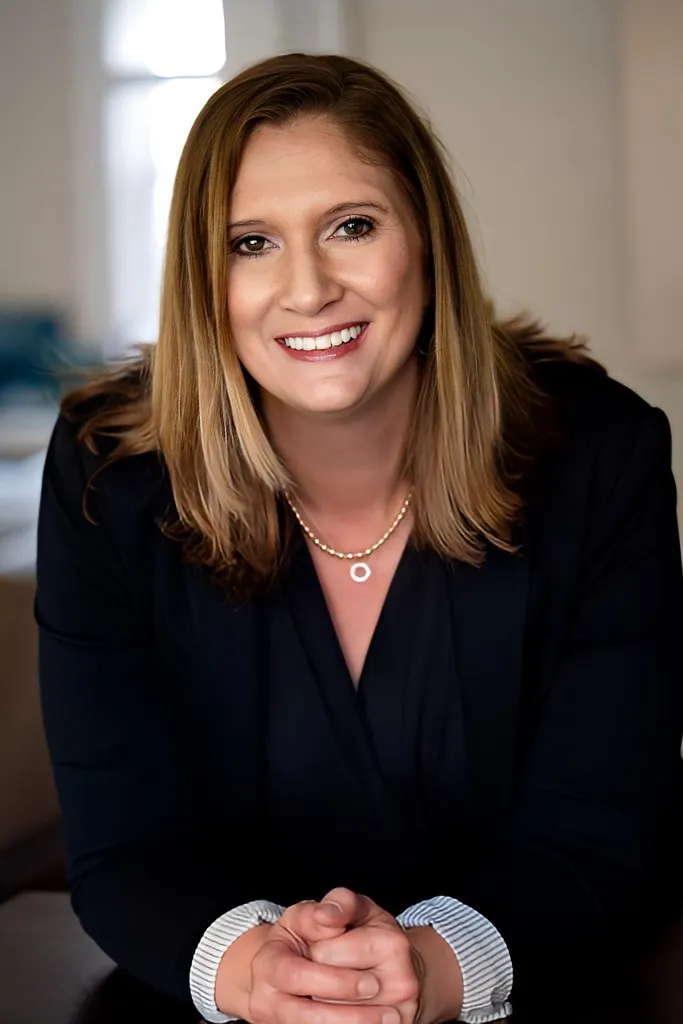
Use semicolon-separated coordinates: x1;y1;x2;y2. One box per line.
407;925;463;1024
70;839;263;1004
398;897;512;1023
456;834;651;1014
214;924;273;1019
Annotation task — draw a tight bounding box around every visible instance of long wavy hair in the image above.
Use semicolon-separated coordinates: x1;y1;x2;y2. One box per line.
64;52;603;597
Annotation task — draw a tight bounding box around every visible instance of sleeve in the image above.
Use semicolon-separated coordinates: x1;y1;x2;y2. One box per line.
190;901;285;1023
397;896;512;1023
35;416;269;1005
454;407;683;1017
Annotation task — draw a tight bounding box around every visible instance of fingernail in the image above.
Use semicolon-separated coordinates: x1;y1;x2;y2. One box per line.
382;1011;400;1024
319;900;343;914
357;975;379;998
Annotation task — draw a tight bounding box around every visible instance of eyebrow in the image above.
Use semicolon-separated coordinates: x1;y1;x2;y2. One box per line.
227;200;390;231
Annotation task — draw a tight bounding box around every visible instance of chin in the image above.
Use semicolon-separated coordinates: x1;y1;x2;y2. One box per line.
291;388;367;417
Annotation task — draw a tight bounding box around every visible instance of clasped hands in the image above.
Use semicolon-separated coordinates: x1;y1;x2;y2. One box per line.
245;887;461;1024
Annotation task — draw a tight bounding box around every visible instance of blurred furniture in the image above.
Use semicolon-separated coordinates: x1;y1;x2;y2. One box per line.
0;574;60;855
0;306;96;411
0;306;116;1023
71;967;199;1024
0;448;52;576
0;309;64;574
0;308;63;403
644;915;683;1023
0;306;103;575
0;403;58;458
0;892;113;1024
0;568;113;1024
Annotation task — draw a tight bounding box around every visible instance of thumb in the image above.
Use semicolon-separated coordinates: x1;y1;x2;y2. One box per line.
313;887;363;928
280;899;348;946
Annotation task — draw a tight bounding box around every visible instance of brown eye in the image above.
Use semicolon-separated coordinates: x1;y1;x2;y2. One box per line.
237;236;267;254
337;217;374;240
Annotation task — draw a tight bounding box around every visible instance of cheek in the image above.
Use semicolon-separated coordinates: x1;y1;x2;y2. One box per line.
226;266;271;330
226;275;273;375
351;241;424;311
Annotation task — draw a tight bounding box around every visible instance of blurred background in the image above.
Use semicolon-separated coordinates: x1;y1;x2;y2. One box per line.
0;0;681;1019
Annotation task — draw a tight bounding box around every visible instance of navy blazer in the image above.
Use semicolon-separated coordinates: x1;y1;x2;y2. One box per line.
36;360;683;1021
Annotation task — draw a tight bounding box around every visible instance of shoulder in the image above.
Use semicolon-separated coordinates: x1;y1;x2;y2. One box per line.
44;406;169;536
533;358;672;476
535;358;651;429
520;359;676;550
39;409;172;611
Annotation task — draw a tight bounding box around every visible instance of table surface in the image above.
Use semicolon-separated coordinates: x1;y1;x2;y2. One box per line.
71;968;201;1023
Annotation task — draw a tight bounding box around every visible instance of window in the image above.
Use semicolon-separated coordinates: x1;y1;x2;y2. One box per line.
99;0;351;352
103;0;226;349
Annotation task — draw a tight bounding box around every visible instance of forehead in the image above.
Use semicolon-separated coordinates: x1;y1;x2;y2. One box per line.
230;117;403;214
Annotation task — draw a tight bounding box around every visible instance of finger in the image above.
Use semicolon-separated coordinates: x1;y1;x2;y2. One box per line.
318;889;390;929
264;946;381;1002
310;927;407;970
312;898;356;929
283;900;349;944
265;992;401;1024
316;888;366;926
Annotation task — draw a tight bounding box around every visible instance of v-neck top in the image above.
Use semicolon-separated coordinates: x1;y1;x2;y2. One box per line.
259;534;476;914
37;364;683;1020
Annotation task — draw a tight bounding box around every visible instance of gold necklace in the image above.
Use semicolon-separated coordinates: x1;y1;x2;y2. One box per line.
284;491;413;583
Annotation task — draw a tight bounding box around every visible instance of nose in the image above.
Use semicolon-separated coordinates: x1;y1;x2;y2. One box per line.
278;244;343;316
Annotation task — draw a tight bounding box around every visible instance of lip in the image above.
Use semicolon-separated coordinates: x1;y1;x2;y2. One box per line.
274;320;368;342
276;322;369;362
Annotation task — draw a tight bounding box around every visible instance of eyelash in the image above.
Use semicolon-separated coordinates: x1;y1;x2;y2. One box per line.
230;216;376;259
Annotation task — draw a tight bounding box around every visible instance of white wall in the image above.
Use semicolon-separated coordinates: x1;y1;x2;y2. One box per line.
357;0;683;506
0;0;76;311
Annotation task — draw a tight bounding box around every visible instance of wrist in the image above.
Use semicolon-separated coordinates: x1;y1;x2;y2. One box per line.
406;925;463;1024
215;923;274;1018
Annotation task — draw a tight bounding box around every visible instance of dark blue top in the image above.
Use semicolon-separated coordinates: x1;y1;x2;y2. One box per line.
35;361;683;1022
268;539;472;910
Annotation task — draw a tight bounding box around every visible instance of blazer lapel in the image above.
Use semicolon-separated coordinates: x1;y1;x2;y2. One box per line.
448;540;530;832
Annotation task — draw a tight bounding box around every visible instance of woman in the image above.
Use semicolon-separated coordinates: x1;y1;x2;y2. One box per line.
37;53;683;1024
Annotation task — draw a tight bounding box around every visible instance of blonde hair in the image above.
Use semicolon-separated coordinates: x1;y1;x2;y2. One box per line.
64;52;603;598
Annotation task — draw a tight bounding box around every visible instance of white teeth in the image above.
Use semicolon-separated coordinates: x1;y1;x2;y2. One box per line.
282;323;365;350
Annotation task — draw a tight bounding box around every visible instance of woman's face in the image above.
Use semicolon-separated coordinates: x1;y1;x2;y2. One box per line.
226;117;429;418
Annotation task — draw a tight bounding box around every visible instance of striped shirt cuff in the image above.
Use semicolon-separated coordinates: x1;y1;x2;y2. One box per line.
189;900;285;1023
397;896;513;1022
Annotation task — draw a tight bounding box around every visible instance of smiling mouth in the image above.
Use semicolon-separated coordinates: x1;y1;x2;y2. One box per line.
276;322;367;352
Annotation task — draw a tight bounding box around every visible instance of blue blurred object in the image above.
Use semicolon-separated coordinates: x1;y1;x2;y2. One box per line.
0;307;98;405
0;308;64;402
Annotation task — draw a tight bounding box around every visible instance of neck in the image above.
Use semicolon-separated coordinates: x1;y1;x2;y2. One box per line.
262;361;417;517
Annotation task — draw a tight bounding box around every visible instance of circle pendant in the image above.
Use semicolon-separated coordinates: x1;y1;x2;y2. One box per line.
350;562;371;583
